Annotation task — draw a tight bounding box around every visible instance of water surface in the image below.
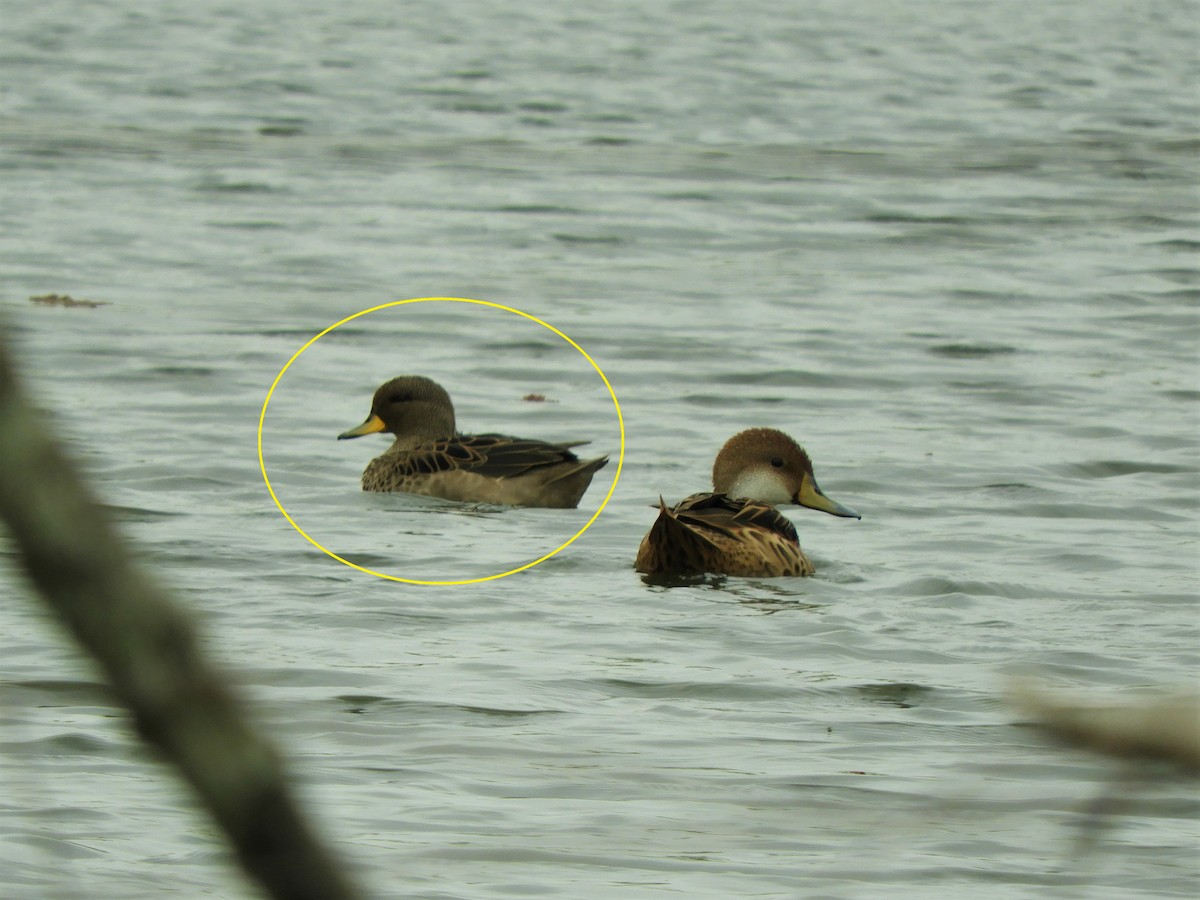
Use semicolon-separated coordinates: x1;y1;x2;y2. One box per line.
2;1;1197;897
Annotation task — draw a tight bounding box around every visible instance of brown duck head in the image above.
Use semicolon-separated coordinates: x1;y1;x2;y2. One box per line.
711;427;860;518
338;375;457;445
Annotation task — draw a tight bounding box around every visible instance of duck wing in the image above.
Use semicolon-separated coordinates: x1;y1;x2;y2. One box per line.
399;434;600;480
671;492;799;544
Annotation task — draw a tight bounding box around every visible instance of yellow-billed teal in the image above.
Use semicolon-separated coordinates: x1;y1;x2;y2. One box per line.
339;375;608;508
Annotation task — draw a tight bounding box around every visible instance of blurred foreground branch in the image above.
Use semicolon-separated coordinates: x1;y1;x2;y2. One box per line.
0;332;363;900
1009;678;1200;772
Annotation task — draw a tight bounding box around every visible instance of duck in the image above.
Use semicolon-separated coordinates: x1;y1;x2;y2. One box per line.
337;375;608;508
635;427;859;577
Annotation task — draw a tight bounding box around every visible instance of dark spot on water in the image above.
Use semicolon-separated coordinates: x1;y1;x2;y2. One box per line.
147;366;216;378
586;113;638;125
1120;214;1184;229
494;204;581;214
336;694;389;715
478;340;559;353
209;220;287;230
1000;85;1054;108
1050;460;1196;479
447;101;507;114
712;370;842;387
335;552;400;568
1149;268;1200;285
955;156;1042;174
258;124;304;137
518;101;569;113
1153;239;1200;252
854;682;934;709
683;394;786;407
587;136;634;146
9;679;115;705
928;343;1018;359
43;732;115;754
864;213;974;226
29;293;108;309
661;191;718;201
196;179;277;194
552;233;623;244
456;705;560;719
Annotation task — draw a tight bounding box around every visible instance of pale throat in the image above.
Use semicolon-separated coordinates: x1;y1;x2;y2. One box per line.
722;468;793;505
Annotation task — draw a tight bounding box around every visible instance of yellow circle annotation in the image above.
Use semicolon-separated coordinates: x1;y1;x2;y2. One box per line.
258;297;624;585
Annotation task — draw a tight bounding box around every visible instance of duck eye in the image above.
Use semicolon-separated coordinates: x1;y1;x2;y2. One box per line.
770;456;784;468
388;393;412;404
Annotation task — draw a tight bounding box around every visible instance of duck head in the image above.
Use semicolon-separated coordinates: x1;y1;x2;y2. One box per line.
338;375;456;443
711;427;860;518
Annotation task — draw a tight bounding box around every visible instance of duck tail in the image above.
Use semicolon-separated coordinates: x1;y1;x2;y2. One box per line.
636;495;721;575
545;454;608;485
649;496;719;551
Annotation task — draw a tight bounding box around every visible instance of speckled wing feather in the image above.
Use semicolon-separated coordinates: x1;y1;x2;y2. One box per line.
635;491;810;577
671;492;800;544
395;434;593;481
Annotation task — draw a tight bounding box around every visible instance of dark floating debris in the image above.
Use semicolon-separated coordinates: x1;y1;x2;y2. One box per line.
928;342;1018;358
29;293;109;309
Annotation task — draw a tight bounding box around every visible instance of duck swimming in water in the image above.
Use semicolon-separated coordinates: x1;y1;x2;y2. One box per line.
338;375;608;509
635;427;859;577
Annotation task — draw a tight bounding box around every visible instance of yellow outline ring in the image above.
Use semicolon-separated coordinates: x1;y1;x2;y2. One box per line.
258;297;625;585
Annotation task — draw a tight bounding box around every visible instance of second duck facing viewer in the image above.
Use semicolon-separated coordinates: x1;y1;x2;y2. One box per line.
635;428;860;578
339;375;608;508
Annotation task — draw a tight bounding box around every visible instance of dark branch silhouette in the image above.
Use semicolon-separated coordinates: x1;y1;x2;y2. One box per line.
0;332;363;900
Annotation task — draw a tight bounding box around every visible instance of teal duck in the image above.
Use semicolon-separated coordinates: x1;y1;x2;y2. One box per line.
339;375;608;508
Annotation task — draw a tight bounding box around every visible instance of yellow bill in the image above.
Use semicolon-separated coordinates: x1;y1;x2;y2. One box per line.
796;473;860;519
337;413;386;440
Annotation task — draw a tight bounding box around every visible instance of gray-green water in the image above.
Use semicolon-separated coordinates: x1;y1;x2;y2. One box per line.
2;1;1198;897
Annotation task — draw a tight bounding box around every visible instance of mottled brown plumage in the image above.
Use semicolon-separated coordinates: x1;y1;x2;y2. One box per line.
339;376;607;508
635;428;859;577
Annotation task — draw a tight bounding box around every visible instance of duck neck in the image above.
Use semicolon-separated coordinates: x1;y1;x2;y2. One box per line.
722;470;791;506
384;404;456;453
